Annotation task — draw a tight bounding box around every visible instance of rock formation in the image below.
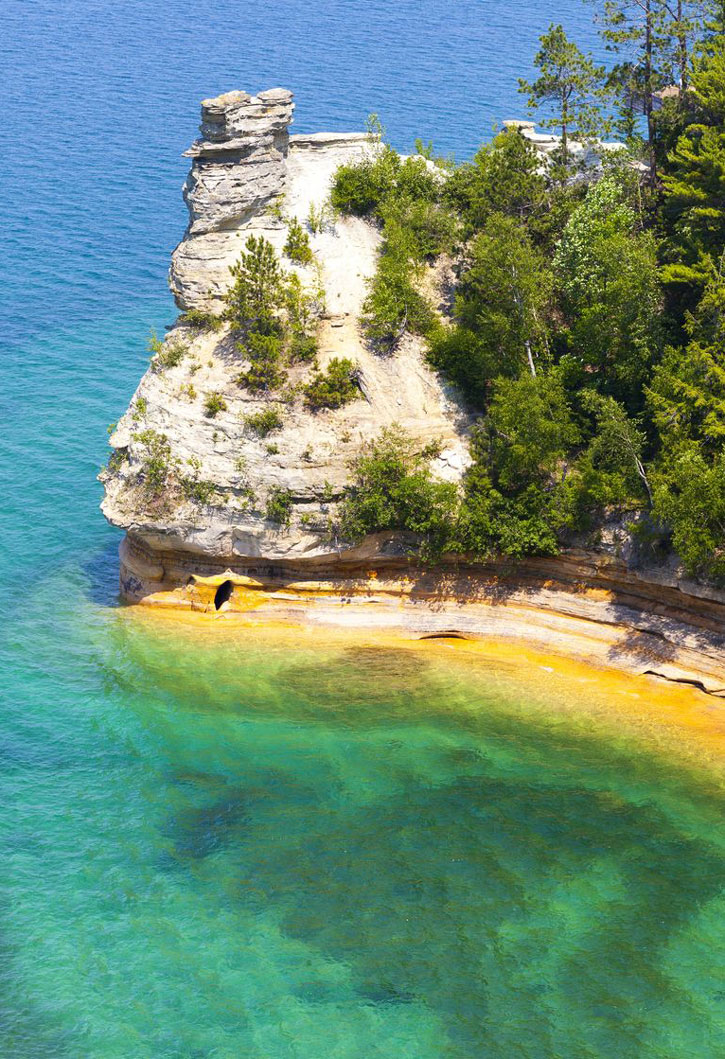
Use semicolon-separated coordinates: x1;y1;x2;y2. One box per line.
502;120;649;176
102;88;471;599
101;89;725;690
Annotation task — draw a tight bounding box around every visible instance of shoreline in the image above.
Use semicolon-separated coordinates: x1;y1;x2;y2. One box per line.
118;537;725;698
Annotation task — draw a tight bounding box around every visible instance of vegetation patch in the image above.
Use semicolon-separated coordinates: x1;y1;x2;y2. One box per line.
178;309;223;332
204;392;227;418
265;487;293;526
331;119;458;353
284;218;314;265
338;426;457;559
331;12;725;581
132;429;175;498
227;236;321;392
245;407;283;437
149;332;189;372
303;358;360;411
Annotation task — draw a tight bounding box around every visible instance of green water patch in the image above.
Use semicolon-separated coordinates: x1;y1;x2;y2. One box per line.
2;593;724;1057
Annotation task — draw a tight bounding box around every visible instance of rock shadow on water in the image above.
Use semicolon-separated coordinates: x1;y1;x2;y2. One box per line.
80;536;124;607
282;646;435;717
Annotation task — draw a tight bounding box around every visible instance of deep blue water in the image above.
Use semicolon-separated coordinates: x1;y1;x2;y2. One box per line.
6;6;724;1058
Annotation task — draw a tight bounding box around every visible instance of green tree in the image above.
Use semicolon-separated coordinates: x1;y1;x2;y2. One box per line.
226;236;285;336
647;266;725;452
662;34;725;291
519;24;608;166
303;358;360;411
338;426;457;557
594;0;668;174
577;390;652;504
477;373;580;491
456;214;553;380
651;443;725;580
554;175;662;409
284;218;313;265
659;0;706;93
454;374;579;560
444;129;547;232
361;221;435;351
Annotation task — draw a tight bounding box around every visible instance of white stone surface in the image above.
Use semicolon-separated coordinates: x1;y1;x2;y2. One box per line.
102;88;472;564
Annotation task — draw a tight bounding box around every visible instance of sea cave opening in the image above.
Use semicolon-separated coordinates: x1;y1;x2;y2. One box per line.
213;579;234;610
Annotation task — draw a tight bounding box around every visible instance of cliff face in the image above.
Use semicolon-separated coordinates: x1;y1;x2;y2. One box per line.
101;88;471;595
101;89;725;688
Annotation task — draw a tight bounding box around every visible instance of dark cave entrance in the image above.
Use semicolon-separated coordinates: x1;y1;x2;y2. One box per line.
213;580;234;610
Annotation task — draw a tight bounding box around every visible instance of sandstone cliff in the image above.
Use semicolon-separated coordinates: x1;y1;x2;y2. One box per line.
102;88;471;593
101;89;725;690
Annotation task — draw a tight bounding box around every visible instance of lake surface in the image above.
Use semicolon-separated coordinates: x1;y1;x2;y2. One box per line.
2;1;724;1055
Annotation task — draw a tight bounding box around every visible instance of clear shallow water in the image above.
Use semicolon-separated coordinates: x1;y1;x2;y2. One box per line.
2;2;725;1055
3;598;725;1057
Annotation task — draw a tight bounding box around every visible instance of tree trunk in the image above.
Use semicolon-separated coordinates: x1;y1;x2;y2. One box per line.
644;0;657;182
561;91;569;167
677;0;688;93
525;340;537;378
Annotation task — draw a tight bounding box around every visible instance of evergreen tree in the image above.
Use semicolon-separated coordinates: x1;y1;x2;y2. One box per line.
226;236;285;336
648;266;725;452
554;175;662;409
594;0;668;174
662;34;725;289
518;24;608;166
444;128;547;231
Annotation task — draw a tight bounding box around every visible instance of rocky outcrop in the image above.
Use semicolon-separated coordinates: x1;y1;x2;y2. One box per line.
102;88;471;578
169;88;294;308
502;120;649;176
102;88;724;688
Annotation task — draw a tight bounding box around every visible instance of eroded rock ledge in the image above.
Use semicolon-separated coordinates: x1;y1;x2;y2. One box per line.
103;88;725;689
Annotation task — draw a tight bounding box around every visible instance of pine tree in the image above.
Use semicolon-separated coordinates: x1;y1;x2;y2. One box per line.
662;34;725;287
648;264;725;453
518;24;609;167
594;0;672;175
226;236;285;336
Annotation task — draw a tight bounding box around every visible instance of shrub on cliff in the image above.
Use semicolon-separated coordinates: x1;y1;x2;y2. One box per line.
148;332;188;372
361;218;437;352
179;309;223;332
303;358;359;410
236;333;286;392
132;429;175;498
284;218;314;265
245;408;283;436
265;487;293;526
338;426;457;558
331;147;439;220
204;392;227;418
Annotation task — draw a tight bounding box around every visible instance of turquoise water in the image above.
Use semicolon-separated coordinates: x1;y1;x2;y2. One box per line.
3;599;725;1057
3;2;725;1055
